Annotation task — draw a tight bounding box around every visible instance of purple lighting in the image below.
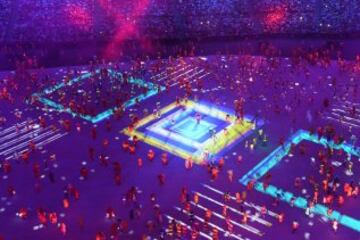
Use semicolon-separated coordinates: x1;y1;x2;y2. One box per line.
0;1;359;239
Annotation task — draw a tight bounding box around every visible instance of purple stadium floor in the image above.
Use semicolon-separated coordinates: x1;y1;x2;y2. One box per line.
0;55;359;240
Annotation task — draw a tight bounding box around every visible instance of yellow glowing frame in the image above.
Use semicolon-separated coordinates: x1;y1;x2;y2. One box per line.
122;100;255;164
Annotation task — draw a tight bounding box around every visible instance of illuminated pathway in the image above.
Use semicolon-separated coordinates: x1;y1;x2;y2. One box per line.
0;120;67;160
164;184;280;239
32;69;165;123
323;100;360;129
239;130;360;232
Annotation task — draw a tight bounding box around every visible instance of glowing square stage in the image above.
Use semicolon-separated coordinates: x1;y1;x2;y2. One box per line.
239;130;360;232
170;118;216;141
31;69;164;123
123;100;257;164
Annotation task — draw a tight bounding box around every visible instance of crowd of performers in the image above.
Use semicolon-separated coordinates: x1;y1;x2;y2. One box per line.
0;42;359;240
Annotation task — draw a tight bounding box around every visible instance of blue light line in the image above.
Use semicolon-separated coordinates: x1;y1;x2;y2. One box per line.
239;129;360;232
254;182;360;232
31;69;164;123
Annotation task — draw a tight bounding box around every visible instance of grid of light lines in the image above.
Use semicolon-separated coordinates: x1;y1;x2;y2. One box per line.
31;69;164;123
123;100;256;164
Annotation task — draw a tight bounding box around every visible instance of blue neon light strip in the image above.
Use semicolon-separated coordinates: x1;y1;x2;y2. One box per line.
154;112;230;144
301;131;360;157
240;129;360;184
32;69;164;123
143;103;234;153
40;69;107;96
170;118;216;141
239;129;360;232
142;129;199;154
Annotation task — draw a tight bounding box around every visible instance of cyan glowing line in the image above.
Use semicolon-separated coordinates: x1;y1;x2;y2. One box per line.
42;72;92;95
144;106;205;154
192;103;227;120
124;101;258;163
32;69;164;123
239;129;360;232
146;106;216;149
149;108;193;128
41;69;124;96
147;102;253;156
171;118;216;140
300;131;360;157
147;102;232;143
239;129;360;184
254;182;360;232
147;124;203;149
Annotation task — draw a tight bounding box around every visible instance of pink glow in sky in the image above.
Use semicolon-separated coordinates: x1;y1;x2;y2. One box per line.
64;4;93;30
264;5;287;30
98;0;151;59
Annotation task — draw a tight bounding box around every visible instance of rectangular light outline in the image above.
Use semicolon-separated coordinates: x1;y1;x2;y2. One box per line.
170;117;217;141
31;69;165;123
239;129;360;232
146;106;227;149
123;100;256;164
